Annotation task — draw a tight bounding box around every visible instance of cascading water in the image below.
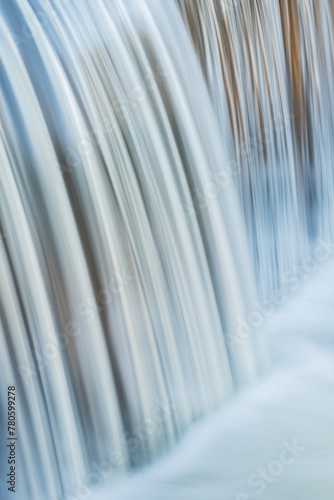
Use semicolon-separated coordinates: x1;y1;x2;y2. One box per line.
179;0;334;296
0;1;333;499
0;1;266;499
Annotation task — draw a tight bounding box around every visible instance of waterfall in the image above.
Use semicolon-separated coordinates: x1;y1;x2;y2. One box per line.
179;0;334;296
0;0;333;499
0;1;265;499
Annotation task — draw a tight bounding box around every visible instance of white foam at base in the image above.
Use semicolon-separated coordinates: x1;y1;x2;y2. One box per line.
91;259;334;500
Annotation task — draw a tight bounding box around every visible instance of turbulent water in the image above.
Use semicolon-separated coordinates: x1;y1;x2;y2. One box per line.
0;1;333;499
94;258;334;500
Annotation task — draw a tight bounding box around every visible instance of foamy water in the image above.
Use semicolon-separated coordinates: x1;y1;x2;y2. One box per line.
1;1;333;499
90;258;334;500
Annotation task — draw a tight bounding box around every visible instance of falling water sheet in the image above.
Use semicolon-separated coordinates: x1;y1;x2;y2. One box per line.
0;0;333;499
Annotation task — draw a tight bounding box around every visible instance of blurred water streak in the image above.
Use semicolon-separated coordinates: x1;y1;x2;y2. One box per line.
0;1;266;498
